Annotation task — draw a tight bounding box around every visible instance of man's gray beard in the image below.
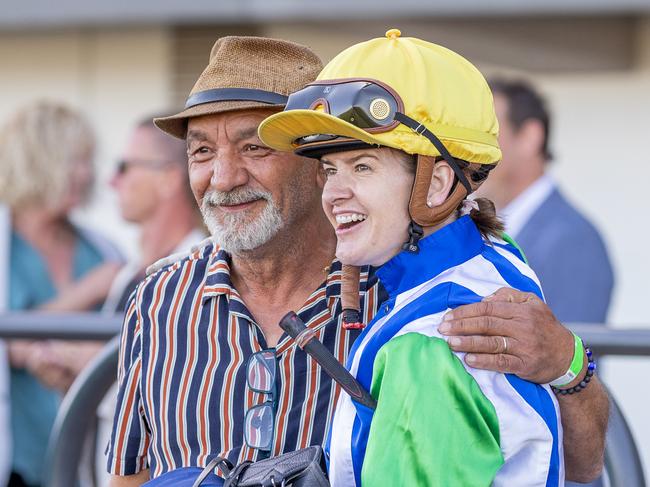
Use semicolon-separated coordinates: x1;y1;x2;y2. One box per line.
201;188;284;254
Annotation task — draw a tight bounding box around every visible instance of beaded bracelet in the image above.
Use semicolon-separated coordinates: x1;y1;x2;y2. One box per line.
551;347;596;395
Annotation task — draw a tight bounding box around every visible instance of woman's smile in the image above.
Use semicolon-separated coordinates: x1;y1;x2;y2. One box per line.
334;212;368;234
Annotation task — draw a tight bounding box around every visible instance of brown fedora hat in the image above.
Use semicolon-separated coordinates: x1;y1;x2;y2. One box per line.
155;36;323;139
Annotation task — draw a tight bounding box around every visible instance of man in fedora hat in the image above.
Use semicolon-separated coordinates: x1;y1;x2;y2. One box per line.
107;35;607;486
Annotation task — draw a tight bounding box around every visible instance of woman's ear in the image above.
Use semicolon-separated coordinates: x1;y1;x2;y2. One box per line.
426;160;456;208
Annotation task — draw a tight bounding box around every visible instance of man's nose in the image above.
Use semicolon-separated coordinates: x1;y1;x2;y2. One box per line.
109;171;120;189
209;153;249;192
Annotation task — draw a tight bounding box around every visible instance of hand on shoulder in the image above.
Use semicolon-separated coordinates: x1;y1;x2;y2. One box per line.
439;287;573;383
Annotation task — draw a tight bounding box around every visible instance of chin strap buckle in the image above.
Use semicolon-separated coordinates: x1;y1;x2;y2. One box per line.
342;309;365;330
402;221;424;253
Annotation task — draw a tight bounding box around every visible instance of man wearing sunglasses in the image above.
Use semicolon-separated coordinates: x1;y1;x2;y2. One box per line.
107;36;607;487
103;115;207;312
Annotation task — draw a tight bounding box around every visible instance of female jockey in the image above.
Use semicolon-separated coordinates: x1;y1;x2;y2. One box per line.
259;29;565;486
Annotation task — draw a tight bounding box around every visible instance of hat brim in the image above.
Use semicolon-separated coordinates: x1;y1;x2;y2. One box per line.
258;110;386;153
155;101;285;139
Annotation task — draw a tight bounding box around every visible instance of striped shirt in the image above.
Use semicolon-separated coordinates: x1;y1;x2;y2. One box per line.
106;241;381;477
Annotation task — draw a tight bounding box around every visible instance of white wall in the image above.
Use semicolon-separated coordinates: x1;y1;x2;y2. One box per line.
539;18;650;476
539;71;650;479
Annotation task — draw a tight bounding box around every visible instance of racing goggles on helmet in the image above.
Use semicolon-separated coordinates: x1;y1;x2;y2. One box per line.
285;78;472;194
285;78;402;132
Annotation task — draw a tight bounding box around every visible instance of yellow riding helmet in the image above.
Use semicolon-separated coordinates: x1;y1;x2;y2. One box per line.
258;29;501;165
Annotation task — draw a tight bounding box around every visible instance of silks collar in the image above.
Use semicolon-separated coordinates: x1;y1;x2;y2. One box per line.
376;216;484;299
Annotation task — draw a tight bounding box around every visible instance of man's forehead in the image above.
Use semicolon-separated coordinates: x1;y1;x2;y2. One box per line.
186;108;278;142
125;126;160;155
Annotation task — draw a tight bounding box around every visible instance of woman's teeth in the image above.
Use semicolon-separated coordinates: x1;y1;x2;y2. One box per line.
335;213;367;224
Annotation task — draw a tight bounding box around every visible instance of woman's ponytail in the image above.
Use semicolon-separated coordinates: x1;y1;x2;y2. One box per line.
464;197;504;240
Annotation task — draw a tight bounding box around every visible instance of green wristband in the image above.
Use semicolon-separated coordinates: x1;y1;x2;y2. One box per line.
549;333;584;388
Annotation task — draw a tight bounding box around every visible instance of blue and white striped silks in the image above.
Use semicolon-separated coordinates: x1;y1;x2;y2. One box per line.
326;216;564;487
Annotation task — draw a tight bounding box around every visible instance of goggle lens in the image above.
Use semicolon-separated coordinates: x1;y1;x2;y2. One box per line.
285;80;400;131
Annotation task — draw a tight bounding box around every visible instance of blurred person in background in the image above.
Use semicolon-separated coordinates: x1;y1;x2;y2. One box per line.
478;79;614;324
102;114;207;312
95;114;206;487
0;101;122;487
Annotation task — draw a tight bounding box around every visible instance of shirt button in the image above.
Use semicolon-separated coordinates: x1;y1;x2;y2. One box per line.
384;305;390;313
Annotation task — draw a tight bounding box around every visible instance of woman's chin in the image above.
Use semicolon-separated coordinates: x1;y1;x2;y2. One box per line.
335;254;366;267
335;245;367;267
335;245;394;267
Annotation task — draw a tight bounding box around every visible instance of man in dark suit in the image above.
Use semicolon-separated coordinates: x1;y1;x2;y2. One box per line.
479;79;614;324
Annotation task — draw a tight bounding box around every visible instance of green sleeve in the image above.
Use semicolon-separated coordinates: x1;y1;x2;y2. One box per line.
361;333;503;487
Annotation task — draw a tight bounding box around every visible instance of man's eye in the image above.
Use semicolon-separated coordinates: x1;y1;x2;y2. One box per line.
355;164;370;172
322;167;337;178
188;146;212;163
189;146;209;155
243;144;271;154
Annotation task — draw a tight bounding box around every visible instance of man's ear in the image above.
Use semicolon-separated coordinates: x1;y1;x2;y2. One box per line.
426;160;456;208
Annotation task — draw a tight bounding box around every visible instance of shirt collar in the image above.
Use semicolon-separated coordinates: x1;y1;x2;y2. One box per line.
376;216;484;299
501;173;555;239
203;246;374;328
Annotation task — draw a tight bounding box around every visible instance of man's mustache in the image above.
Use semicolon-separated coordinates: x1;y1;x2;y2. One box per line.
203;188;271;207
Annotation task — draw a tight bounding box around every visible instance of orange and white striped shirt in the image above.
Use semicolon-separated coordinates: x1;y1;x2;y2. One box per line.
107;242;381;478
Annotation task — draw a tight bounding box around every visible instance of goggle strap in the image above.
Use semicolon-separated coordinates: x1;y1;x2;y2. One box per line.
394;112;473;195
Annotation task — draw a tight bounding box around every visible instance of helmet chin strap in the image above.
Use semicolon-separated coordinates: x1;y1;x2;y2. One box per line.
341;264;364;329
393;113;477;253
403;155;472;253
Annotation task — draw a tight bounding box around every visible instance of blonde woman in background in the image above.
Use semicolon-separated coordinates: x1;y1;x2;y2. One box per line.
0;101;123;487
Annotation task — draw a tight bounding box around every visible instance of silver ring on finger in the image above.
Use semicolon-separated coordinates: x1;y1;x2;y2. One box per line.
501;336;508;353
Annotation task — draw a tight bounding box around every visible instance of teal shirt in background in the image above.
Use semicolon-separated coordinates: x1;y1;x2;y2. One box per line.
9;229;108;487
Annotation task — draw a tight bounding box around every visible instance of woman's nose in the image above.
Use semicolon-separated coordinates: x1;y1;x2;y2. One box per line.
322;173;354;206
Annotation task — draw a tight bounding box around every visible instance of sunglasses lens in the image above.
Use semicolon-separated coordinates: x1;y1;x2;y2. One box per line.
244;403;275;450
116;160;128;175
247;350;276;394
